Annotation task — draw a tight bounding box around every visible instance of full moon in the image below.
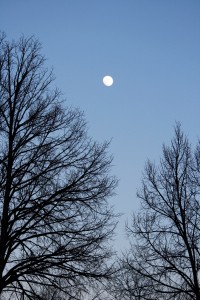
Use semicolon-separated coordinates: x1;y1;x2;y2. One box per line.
103;75;113;86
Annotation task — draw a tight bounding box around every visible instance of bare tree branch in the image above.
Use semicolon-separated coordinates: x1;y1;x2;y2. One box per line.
114;124;200;299
0;33;118;300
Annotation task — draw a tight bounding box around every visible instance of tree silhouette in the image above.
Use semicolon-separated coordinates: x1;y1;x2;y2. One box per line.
0;33;117;300
116;124;200;299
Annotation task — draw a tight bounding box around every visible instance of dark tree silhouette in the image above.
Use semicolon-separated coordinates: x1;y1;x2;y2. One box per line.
0;33;117;300
116;124;200;300
25;285;66;300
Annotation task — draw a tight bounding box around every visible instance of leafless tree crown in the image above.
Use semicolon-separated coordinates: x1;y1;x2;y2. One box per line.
114;124;200;300
0;33;117;300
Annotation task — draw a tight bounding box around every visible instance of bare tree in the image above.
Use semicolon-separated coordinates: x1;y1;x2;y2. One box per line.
117;124;200;299
0;33;117;300
26;285;66;300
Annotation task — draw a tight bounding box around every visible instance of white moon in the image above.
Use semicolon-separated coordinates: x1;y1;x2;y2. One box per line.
103;75;113;86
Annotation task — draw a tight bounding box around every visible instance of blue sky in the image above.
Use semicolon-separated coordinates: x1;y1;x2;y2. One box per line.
1;0;200;251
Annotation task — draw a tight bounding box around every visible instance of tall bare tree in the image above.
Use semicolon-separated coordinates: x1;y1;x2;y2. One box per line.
0;33;117;300
117;124;200;300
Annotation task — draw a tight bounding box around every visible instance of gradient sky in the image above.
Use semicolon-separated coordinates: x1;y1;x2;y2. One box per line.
1;0;200;251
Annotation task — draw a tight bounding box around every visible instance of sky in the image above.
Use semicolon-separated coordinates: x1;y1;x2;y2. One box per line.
1;0;200;251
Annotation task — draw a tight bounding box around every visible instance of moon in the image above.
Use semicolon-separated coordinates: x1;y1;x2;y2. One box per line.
103;75;113;87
